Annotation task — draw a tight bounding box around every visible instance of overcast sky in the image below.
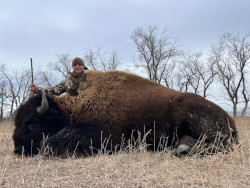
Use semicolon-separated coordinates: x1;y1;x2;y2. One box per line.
0;0;249;71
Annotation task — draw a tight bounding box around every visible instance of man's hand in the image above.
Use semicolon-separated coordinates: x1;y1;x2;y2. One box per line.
30;84;37;91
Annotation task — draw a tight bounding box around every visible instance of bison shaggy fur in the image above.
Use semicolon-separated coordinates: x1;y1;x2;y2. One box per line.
13;70;238;156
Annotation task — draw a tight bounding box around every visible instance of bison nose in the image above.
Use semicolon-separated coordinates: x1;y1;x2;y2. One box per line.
13;146;22;155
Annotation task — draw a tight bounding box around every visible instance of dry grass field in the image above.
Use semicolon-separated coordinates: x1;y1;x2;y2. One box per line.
0;118;249;187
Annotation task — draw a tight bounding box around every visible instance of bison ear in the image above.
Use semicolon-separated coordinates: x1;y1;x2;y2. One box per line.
28;123;40;134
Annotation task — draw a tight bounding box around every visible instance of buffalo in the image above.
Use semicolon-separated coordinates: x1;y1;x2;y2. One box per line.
13;70;238;156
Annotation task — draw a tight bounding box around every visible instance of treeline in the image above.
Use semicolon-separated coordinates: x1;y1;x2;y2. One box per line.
1;25;249;119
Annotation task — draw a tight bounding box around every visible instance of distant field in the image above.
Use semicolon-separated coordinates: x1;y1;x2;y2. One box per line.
0;118;249;187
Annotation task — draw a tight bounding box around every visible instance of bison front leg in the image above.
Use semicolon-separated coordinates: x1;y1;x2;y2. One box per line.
42;124;99;157
41;126;77;156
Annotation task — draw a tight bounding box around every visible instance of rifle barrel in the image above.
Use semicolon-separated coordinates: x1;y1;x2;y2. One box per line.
30;58;34;97
31;58;34;85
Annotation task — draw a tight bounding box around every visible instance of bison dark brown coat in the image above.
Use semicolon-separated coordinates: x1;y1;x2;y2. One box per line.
13;70;238;156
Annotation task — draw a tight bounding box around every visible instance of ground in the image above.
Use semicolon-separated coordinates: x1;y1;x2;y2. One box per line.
0;118;249;187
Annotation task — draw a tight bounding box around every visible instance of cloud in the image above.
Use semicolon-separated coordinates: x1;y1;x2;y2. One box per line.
0;0;249;70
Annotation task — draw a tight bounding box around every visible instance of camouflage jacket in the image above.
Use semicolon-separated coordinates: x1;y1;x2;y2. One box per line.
36;72;87;96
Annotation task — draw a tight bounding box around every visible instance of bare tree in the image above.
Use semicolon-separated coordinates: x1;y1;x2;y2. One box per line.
34;63;60;88
241;75;250;116
15;70;32;107
0;65;32;118
84;46;121;71
43;53;80;87
177;53;216;97
48;53;72;78
38;71;58;87
210;32;250;117
0;78;7;120
178;53;201;94
108;51;120;71
131;25;181;84
175;62;195;92
0;64;15;117
197;56;217;98
84;48;97;69
162;61;176;88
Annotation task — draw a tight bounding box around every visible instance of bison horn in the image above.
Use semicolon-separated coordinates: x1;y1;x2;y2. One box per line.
37;90;49;114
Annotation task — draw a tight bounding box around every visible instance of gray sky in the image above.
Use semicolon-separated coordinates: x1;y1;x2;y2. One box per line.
0;0;249;71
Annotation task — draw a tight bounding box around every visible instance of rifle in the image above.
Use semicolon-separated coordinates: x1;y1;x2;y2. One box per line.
30;58;34;97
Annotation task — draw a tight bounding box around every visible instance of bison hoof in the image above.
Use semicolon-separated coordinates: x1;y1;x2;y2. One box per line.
174;144;190;156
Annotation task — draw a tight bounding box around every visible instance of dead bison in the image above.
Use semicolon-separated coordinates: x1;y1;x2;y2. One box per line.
13;70;238;156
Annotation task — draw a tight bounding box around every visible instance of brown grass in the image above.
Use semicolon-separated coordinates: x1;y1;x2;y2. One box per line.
0;118;249;188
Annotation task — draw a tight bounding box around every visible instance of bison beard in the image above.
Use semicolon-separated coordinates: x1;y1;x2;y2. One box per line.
13;70;239;157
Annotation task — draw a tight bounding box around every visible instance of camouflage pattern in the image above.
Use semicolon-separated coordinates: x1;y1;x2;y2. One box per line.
36;72;87;96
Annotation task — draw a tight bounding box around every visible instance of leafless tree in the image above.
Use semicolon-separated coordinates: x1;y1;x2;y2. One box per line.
34;63;60;88
178;53;201;94
38;71;58;87
177;53;216;97
0;64;15;117
84;46;121;71
15;70;32;106
197;56;217;98
0;65;32;118
48;53;72;78
131;25;181;84
210;32;250;117
0;78;7;120
241;75;249;116
175;62;195;92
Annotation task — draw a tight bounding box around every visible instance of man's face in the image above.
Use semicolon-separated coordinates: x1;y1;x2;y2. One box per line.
73;64;84;73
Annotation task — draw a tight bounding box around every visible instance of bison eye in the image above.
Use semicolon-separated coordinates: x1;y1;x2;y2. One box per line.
26;122;40;134
25;121;33;131
28;124;32;131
